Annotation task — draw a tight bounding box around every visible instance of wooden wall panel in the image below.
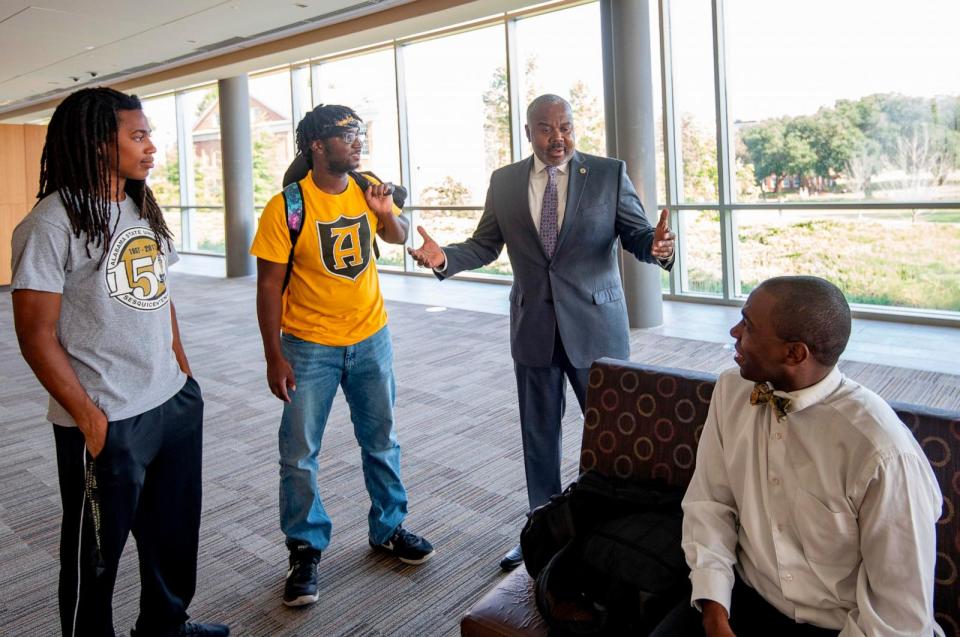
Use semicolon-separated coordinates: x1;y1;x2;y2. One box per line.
0;203;21;285
22;125;46;203
1;124;44;285
0;125;26;205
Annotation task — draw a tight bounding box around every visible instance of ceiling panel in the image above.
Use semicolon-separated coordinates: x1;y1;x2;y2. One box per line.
0;7;136;79
0;0;383;106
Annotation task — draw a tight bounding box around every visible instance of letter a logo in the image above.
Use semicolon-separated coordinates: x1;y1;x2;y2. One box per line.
316;214;372;280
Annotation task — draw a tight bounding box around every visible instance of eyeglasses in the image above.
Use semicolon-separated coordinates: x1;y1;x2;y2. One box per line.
338;129;366;144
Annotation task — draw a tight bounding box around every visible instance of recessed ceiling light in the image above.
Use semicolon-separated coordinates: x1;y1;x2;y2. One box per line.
84;45;94;50
425;306;447;313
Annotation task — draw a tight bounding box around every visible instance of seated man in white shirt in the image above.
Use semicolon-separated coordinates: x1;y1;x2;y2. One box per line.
650;275;944;637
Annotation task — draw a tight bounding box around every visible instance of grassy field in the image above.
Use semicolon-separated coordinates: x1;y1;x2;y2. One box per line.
682;210;960;311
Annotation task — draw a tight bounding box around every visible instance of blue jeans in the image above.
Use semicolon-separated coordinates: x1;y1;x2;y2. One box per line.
278;325;407;551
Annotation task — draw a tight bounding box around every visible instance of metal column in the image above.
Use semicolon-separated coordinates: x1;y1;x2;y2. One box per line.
600;0;665;328
218;75;255;278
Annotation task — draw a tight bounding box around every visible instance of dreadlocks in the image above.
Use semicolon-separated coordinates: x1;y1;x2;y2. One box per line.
37;87;173;267
295;104;362;169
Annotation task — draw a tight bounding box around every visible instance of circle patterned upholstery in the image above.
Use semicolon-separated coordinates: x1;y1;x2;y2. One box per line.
579;359;960;636
580;363;713;488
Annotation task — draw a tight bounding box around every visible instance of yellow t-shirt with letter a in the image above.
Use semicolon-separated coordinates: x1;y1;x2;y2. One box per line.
251;174;400;346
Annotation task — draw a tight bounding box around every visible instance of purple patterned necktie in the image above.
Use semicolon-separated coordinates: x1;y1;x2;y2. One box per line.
540;165;559;257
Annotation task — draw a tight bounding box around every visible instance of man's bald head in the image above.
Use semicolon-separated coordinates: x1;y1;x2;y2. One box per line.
757;276;851;367
526;94;572;126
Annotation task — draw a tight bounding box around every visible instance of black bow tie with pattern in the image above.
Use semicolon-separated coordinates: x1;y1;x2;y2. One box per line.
750;383;791;421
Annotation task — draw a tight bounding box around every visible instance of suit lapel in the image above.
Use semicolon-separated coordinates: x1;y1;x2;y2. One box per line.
556;152;587;254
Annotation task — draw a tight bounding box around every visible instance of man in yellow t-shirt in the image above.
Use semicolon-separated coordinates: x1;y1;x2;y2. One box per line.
251;105;434;608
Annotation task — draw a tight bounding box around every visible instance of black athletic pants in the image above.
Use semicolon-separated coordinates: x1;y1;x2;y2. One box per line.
53;377;204;637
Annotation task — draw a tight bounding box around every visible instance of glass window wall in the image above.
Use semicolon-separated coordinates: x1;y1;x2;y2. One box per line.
249;69;295;208
515;3;606;158
182;85;225;254
402;26;511;276
314;49;403;268
141;94;183;250
727;0;960;205
133;0;959;322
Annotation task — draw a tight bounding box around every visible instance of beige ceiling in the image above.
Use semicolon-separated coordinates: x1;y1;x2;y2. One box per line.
0;1;416;108
0;0;538;122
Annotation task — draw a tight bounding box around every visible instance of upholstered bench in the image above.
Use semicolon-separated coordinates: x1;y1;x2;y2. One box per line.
460;358;960;636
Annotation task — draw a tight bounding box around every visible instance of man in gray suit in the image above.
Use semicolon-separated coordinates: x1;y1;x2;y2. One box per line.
408;94;675;570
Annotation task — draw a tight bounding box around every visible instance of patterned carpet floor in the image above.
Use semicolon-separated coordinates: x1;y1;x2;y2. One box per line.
1;273;957;636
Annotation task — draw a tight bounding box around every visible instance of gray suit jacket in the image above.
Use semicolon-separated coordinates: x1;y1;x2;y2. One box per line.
440;152;671;368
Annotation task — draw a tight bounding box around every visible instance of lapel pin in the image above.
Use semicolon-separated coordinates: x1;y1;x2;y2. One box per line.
579;167;586;174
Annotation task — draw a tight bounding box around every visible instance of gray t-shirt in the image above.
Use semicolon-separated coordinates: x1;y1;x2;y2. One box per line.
11;192;187;426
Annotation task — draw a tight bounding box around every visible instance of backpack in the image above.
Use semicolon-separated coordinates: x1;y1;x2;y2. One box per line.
280;169;407;293
520;470;690;636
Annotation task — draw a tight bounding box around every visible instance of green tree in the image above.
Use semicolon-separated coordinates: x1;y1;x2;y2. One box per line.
792;111;864;189
522;55;540;106
149;146;180;205
680;115;718;201
252;130;276;206
741;118;815;194
194;89;217;118
929;98;960;186
419;176;471;206
844;141;883;196
482;57;542;172
482;66;511;173
569;80;604;156
743;93;960;197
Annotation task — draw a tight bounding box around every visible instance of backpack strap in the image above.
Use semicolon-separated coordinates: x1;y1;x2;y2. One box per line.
281;181;305;295
352;170;407;208
348;170;386;260
349;169;373;191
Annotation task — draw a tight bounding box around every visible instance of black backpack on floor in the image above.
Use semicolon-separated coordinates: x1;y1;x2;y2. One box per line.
520;470;690;636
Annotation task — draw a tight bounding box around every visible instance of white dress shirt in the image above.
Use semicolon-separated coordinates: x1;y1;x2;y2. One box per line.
682;367;943;636
528;154;570;232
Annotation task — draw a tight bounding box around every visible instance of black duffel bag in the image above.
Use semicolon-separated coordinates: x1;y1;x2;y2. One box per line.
520;470;690;636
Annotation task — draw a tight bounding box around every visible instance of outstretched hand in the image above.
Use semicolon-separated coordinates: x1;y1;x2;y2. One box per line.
652;208;675;260
407;226;446;269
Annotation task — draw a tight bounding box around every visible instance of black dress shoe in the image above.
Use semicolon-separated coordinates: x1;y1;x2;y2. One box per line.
132;623;230;637
177;624;230;637
499;544;523;571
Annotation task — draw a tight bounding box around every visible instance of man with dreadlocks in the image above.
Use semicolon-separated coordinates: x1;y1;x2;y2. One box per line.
10;88;228;637
251;104;433;608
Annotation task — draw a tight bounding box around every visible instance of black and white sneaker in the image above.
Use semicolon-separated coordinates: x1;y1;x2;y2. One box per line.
370;527;435;565
283;546;321;607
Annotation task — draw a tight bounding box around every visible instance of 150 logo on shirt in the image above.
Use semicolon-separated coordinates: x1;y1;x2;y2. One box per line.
105;227;170;311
